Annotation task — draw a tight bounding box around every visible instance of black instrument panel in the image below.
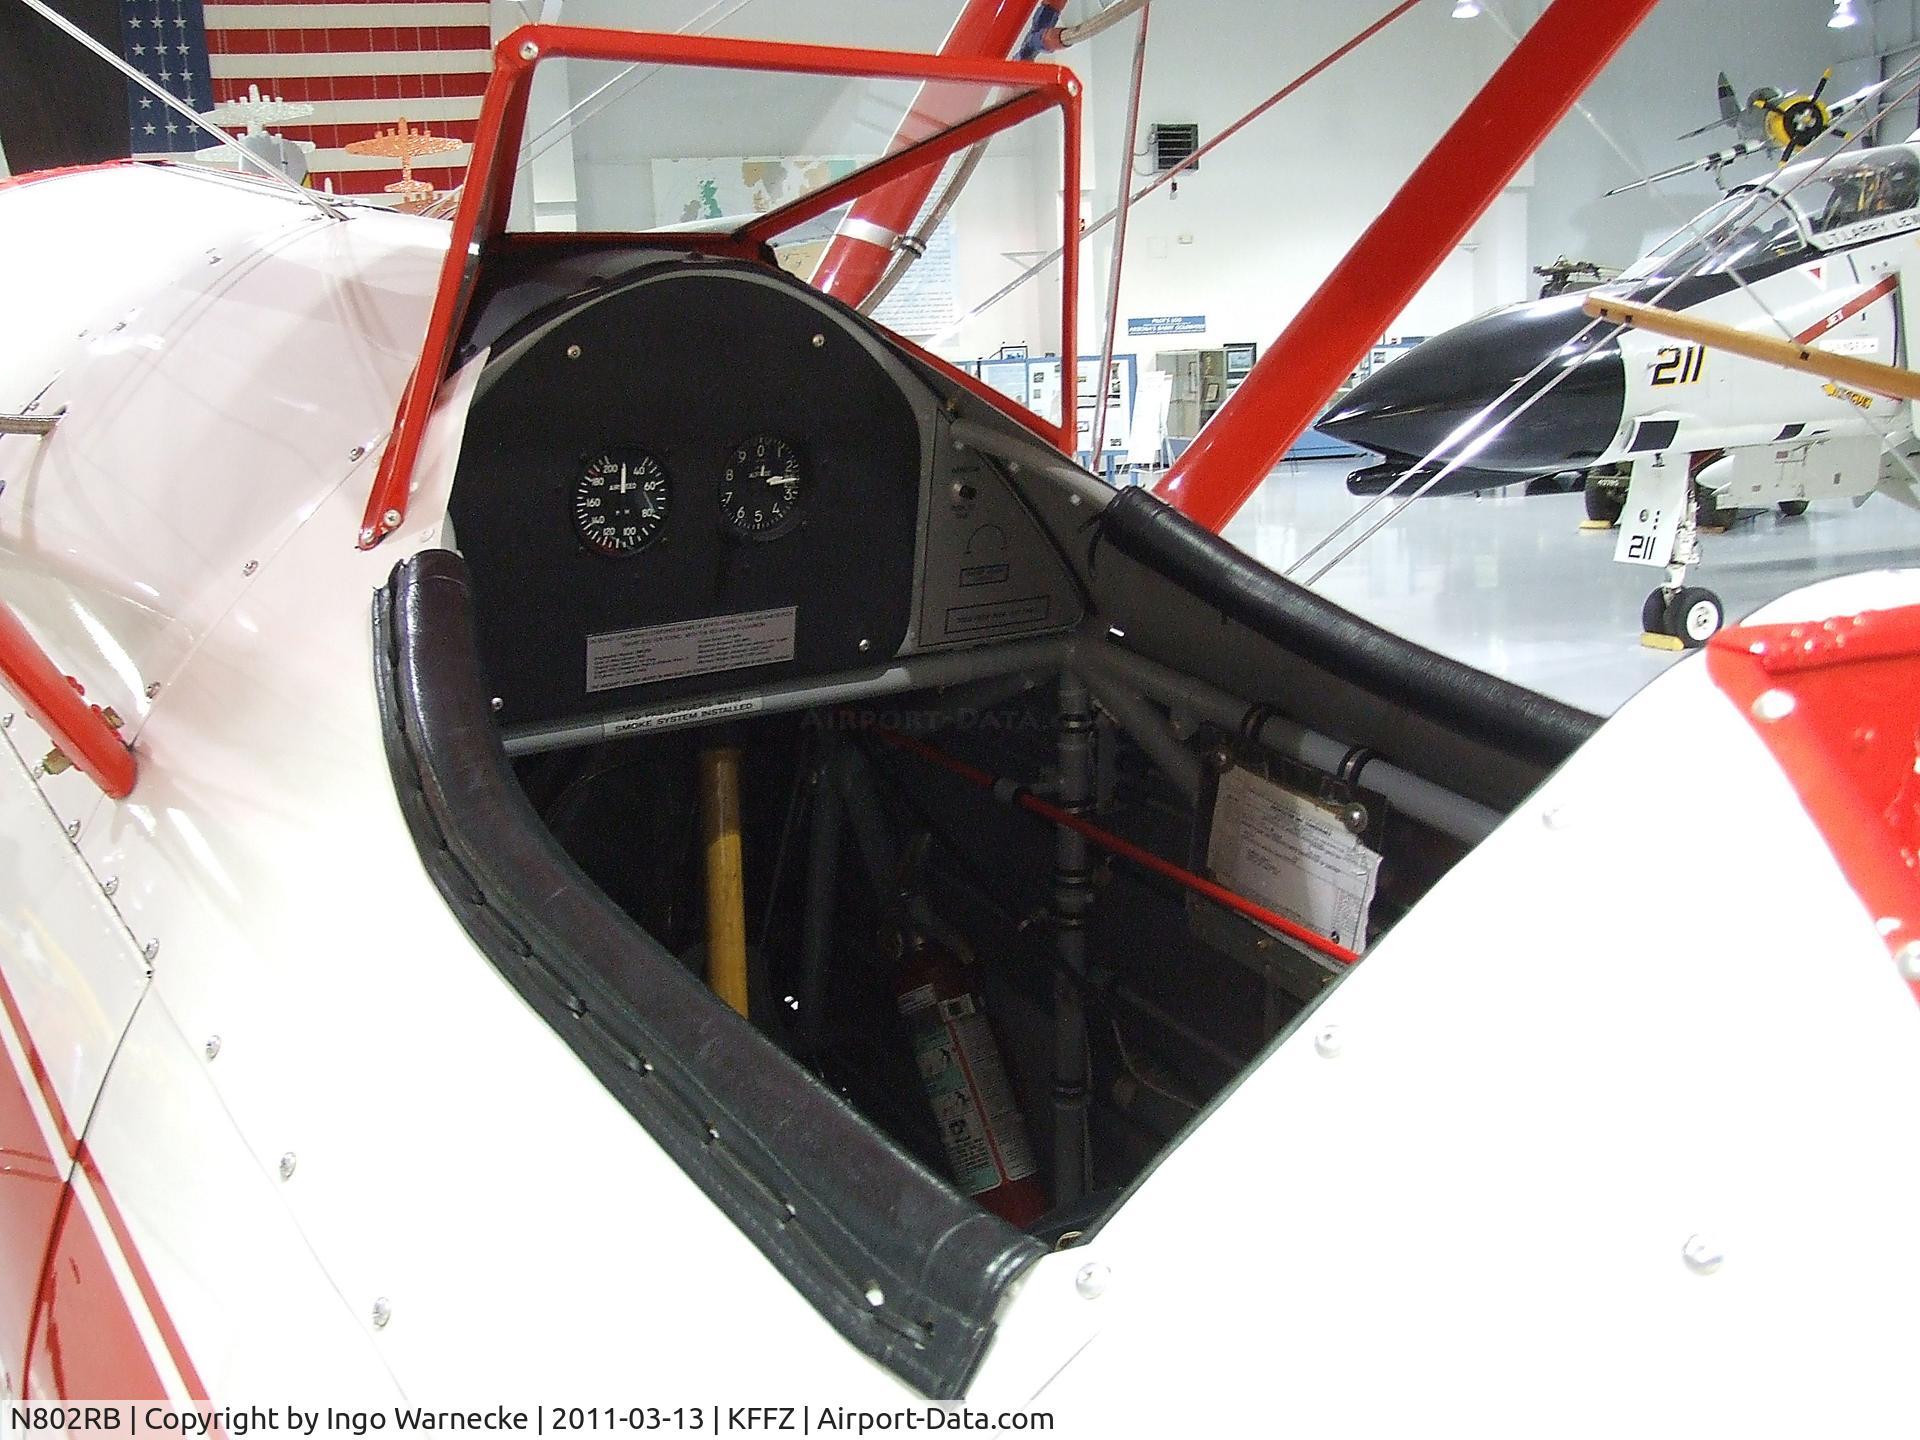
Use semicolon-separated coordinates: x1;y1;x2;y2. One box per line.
449;263;924;731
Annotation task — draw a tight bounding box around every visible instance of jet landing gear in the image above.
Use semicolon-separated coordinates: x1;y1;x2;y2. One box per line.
1640;493;1723;650
1643;578;1724;649
1617;455;1725;650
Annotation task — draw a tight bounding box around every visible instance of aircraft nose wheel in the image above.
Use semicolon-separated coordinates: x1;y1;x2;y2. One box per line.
1644;585;1724;648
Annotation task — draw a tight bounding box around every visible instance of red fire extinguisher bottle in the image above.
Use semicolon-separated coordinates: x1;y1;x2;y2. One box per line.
894;928;1049;1228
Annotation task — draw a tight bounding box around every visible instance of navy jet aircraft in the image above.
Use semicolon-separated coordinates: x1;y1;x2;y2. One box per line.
1318;142;1920;646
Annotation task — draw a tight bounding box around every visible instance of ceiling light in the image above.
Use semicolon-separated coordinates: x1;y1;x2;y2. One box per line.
1451;0;1482;16
1829;0;1858;28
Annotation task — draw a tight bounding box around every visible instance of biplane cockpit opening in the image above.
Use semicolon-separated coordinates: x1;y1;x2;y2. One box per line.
370;37;1600;1399
377;244;1597;1397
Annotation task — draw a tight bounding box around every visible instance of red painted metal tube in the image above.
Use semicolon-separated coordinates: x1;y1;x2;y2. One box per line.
871;728;1360;966
1155;0;1660;532
812;0;1039;308
737;88;1057;248
360;24;1082;546
0;603;134;798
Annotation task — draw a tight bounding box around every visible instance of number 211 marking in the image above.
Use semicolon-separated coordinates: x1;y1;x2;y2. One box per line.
1650;344;1705;386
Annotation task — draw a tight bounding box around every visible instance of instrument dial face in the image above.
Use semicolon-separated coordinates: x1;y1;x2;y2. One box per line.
574;449;671;556
720;435;809;541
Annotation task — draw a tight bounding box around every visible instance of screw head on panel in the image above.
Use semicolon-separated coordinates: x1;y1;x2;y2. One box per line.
205;1036;221;1060
65;820;80;840
371;1297;392;1329
145;682;161;699
519;40;539;59
811;333;825;348
348;444;366;462
566;344;582;360
1314;1024;1344;1059
382;509;403;529
102;877;118;897
1896;941;1920;983
143;939;160;962
242;560;258;576
279;1151;297;1180
1074;1262;1110;1300
1681;1234;1724;1275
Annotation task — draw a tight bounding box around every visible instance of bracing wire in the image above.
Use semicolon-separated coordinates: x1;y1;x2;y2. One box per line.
14;0;345;220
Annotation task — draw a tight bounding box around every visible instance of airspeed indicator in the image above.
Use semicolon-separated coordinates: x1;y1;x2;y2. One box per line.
575;449;671;556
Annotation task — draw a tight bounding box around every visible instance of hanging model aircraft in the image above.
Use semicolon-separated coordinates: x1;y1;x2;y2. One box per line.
1320;140;1920;646
4;12;1920;1435
1606;67;1875;195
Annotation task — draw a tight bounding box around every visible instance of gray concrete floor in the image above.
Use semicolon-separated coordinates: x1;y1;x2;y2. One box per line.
1216;458;1920;715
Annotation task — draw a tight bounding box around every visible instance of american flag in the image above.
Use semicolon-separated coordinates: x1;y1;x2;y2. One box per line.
120;0;488;198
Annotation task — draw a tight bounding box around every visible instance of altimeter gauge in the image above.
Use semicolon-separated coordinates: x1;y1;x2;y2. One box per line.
574;449;671;556
720;434;809;541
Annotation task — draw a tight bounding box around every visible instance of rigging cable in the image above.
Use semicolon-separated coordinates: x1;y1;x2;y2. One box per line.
1092;2;1152;459
929;0;1427;347
14;0;345;220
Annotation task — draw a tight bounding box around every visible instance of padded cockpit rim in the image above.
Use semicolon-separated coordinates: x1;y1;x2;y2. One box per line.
1096;487;1600;768
373;548;1044;1400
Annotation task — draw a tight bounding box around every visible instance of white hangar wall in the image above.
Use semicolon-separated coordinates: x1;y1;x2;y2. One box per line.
486;1;1889;362
1515;0;1875;281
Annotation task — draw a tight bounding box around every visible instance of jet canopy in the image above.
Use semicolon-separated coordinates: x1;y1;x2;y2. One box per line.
1620;146;1920;282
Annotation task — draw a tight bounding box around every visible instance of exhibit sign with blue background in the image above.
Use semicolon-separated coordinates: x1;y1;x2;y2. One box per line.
1127;315;1206;336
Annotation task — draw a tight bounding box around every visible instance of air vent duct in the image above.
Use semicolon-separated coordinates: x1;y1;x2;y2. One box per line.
1150;122;1199;174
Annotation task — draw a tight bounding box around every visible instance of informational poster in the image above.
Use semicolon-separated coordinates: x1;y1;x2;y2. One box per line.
870;219;957;337
651;155;858;223
652;156;958;337
1207;768;1381;954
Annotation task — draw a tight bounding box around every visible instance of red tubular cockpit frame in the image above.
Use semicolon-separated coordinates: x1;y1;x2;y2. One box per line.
358;24;1082;548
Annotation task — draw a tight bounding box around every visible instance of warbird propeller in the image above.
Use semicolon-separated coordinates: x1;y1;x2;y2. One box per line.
1608;67;1877;196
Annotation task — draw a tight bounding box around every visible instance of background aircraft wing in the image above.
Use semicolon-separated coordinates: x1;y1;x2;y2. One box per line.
1606;137;1770;196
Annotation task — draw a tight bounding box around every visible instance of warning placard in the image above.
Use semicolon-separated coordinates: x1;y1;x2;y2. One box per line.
585;607;796;694
1207;767;1381;953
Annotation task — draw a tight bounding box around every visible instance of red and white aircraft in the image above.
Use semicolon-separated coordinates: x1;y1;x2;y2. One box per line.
2;15;1919;1436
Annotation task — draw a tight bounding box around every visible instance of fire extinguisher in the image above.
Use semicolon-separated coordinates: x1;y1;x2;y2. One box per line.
894;927;1048;1228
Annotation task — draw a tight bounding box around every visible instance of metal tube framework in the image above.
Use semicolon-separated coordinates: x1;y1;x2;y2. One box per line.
0;603;135;798
359;24;1083;547
810;0;1040;307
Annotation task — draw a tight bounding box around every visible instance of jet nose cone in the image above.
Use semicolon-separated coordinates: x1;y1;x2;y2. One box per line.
1319;294;1625;474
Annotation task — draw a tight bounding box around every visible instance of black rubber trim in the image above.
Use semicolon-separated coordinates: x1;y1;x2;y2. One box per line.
1096;488;1599;768
374;550;1042;1400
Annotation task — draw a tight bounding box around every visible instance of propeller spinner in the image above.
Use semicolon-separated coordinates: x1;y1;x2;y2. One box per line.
1757;69;1834;162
